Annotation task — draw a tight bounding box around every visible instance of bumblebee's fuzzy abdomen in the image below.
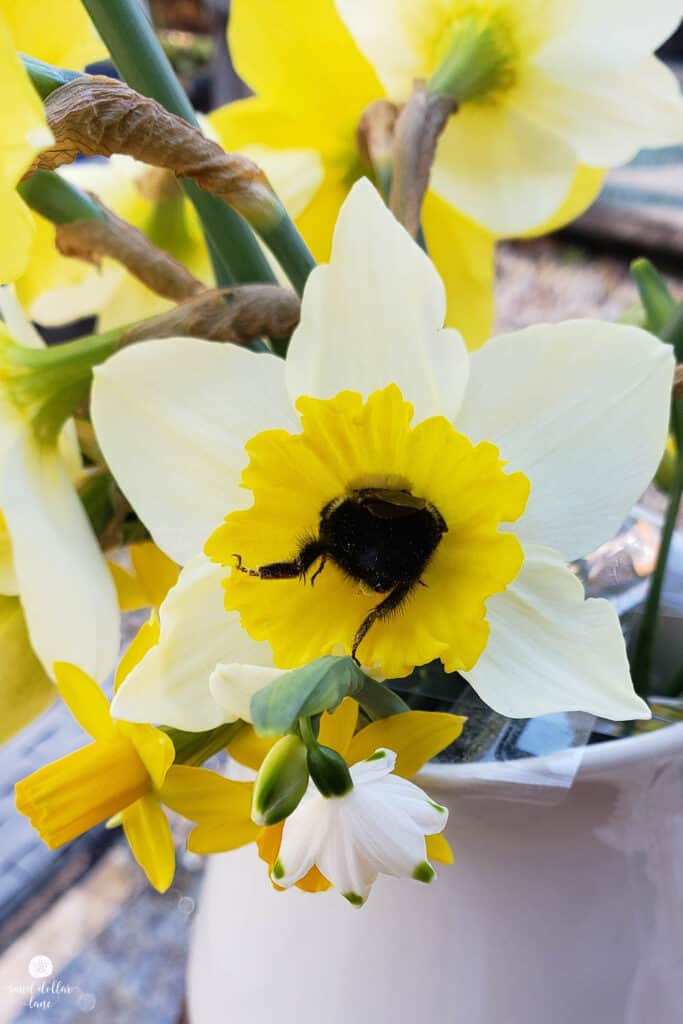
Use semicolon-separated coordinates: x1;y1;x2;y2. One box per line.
319;492;446;593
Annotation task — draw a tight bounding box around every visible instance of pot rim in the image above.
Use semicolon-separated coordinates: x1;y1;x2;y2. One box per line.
415;719;683;790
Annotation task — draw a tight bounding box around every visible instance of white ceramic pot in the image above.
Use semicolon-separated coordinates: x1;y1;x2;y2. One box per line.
187;723;683;1024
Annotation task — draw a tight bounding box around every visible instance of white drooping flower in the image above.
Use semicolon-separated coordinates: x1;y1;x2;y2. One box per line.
91;180;673;729
0;287;119;681
273;748;448;906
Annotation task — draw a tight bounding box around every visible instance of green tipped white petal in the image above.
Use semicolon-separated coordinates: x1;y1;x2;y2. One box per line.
112;556;276;730
285;178;469;423
91;338;295;565
464;544;650;721
457;320;674;562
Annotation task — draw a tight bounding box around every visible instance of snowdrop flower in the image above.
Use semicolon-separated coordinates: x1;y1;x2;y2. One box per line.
274;748;448;906
93;180;673;727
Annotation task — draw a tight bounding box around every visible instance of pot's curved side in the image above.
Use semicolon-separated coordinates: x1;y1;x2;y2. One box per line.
188;725;683;1024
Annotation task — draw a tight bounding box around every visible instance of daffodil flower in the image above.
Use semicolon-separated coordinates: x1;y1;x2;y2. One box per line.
334;0;683;236
212;0;681;346
161;700;460;902
0;1;105;283
0;16;53;283
93;181;673;725
15;630;177;893
109;540;180;613
0;288;119;681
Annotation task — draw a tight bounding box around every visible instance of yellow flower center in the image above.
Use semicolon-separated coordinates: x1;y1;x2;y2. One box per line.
206;385;529;679
15;735;151;849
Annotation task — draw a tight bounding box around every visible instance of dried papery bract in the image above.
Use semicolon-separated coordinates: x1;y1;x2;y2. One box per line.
56;202;204;303
119;286;301;347
26;77;278;226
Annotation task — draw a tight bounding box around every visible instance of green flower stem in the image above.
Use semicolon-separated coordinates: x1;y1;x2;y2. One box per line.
165;721;245;767
21;54;82;99
80;0;272;288
631;393;683;698
630;258;676;335
661;301;683;363
18;170;107;224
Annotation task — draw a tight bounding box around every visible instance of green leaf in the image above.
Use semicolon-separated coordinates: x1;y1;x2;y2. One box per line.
250;656;366;737
630;258;676;335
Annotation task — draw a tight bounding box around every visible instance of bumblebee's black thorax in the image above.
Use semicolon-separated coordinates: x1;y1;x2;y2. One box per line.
319;488;447;594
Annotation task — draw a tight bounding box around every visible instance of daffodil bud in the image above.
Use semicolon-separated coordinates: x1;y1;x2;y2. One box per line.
251;734;309;827
427;13;514;104
306;742;353;799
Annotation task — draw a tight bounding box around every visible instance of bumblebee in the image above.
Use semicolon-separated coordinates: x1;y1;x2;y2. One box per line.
234;487;447;661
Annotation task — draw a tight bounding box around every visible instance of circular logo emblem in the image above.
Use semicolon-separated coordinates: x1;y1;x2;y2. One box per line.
28;955;53;979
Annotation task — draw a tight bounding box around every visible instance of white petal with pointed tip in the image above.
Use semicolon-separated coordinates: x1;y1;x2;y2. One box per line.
457;320;674;562
464;544;650;721
0;285;44;348
285;179;469;424
92;338;295;565
276;749;447;902
112;556;276;730
0;428;119;681
209;662;284;723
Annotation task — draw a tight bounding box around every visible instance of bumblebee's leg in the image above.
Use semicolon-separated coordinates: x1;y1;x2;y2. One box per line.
351;580;414;663
232;541;326;581
309;554;328;587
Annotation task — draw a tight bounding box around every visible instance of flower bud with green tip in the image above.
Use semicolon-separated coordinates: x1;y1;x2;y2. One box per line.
251;734;309;827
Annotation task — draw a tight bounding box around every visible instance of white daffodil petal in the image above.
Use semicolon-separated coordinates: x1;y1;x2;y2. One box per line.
285;178;469;424
112;556;276;730
209;662;285;723
335;0;440;98
464;544;650;721
458;320;674;562
0;285;44;348
516;58;683;167
0;431;119;681
92;338;295;565
431;105;577;236
540;0;683;68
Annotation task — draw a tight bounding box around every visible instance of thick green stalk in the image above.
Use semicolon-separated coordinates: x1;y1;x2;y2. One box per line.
80;0;274;289
630;259;676;336
18;170;107;224
661;301;683;363
631;395;683;697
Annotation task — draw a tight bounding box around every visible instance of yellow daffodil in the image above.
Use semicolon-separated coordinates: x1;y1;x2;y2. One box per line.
161;700;461;903
3;0;105;70
92;182;672;723
0;1;104;284
0;287;119;681
109;540;180;613
0;16;53;283
211;0;496;347
0;595;53;744
15;631;177;893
